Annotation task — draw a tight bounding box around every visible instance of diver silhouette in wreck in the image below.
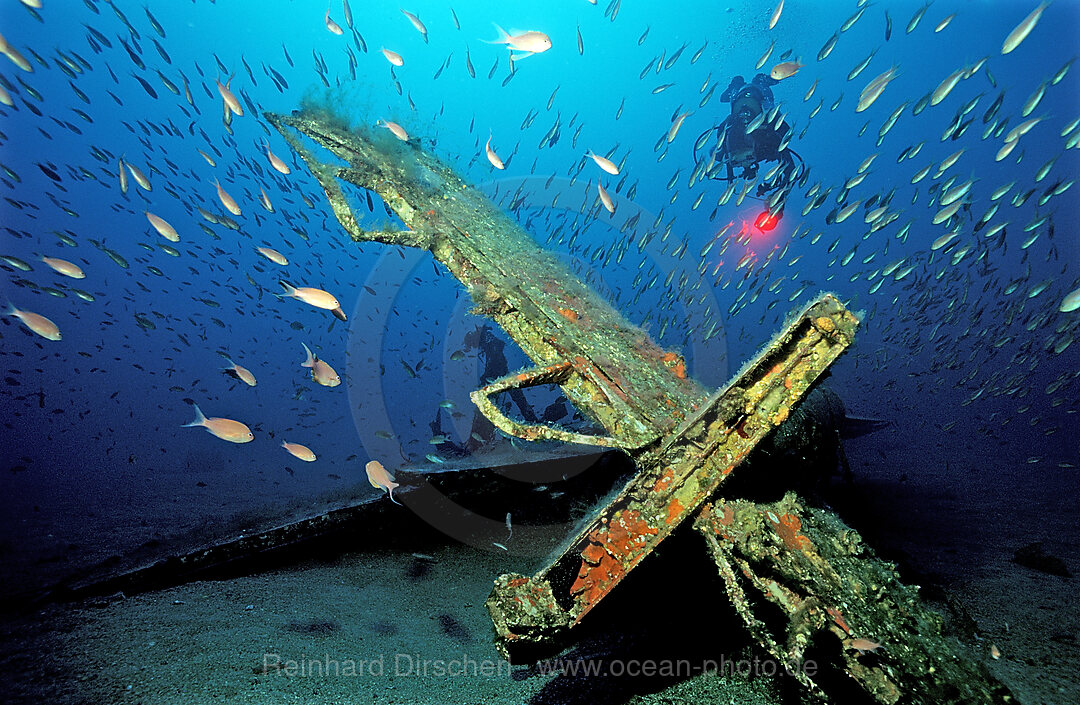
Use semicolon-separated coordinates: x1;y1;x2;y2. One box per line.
431;324;541;456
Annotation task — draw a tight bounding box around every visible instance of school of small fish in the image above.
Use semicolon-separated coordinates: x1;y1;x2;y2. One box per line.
0;0;1077;509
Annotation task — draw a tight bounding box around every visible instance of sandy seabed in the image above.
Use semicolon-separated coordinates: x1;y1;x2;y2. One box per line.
0;543;786;705
1;432;1078;704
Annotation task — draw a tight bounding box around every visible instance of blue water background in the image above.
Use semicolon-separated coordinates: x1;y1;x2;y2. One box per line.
0;0;1077;579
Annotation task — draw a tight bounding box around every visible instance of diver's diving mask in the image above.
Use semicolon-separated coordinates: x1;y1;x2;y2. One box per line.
731;87;763;122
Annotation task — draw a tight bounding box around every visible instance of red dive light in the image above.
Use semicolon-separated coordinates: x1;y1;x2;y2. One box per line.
754;210;780;231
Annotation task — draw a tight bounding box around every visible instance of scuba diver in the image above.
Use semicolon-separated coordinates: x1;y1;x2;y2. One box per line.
693;73;805;229
430;324;539;456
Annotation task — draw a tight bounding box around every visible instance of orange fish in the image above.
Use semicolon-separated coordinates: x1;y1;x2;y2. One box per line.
182;403;253;443
214;178;241;215
41;256;85;279
377;119;410;142
221;355;256;386
365;460;401;504
301;342;341;387
486;25;552;60
265;142;291;174
770;61;803;80
6;304;60;340
256;246;288;266
279;281;340;310
146;211;180;241
381;48;404;66
597;182;616;214
847;638;882;654
282;441;317;462
216;76;243;116
485;134;505;169
586;151;619;175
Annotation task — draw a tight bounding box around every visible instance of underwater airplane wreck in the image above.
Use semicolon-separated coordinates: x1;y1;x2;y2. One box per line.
33;110;1015;705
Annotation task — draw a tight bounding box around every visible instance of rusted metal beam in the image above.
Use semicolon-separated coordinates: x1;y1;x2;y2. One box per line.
486;296;858;660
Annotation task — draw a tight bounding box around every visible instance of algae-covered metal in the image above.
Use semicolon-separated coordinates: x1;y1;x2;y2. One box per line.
265;110;706;451
695;493;1014;704
265;110;1012;703
485;295;858;660
263;109;857;658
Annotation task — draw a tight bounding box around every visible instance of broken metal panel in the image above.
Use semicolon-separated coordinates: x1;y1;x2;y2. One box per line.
487;295;859;660
695;494;1015;704
266;111;705;451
